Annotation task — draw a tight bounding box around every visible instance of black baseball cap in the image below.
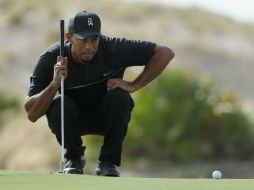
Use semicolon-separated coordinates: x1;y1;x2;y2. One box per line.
68;11;101;39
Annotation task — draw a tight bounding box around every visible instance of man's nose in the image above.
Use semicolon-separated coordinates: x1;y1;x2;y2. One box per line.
83;41;92;49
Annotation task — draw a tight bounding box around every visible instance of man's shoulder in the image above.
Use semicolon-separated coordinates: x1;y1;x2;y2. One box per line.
40;41;69;57
99;35;133;52
100;35;127;44
99;35;115;46
39;42;59;56
100;35;152;49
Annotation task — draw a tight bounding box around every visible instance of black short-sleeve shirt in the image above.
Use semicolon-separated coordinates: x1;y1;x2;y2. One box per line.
28;35;155;104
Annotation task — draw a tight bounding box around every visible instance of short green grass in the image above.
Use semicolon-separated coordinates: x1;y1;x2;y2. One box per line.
1;170;254;190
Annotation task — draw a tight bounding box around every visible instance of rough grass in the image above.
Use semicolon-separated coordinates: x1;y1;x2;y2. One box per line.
1;170;254;190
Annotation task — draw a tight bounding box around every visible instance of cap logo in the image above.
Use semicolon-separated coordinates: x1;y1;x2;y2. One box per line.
88;18;93;26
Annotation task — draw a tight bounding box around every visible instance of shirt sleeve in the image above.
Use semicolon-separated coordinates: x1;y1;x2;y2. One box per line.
103;37;156;68
27;53;56;97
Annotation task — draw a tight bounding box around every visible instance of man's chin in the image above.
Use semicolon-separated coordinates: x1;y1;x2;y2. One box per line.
73;54;92;64
81;59;92;62
81;55;94;62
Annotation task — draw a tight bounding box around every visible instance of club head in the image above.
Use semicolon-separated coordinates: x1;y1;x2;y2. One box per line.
48;170;64;174
56;170;64;174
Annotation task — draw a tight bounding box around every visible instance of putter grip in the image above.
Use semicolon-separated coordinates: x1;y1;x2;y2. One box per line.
60;20;64;56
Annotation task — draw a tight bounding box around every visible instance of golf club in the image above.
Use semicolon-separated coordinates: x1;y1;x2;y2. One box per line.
58;19;65;173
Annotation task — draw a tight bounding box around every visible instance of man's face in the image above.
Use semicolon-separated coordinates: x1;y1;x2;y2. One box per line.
67;33;99;63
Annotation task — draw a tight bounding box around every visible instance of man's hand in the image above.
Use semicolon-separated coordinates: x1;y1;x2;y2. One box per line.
107;78;138;93
52;56;68;87
108;45;174;93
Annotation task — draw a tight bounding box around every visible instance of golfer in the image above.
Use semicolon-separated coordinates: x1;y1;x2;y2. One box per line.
24;11;174;176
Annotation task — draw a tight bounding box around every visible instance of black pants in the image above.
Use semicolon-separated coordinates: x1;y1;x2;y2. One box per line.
46;89;134;166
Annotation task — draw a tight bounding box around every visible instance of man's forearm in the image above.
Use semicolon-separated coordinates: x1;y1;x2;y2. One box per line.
24;81;60;122
132;45;174;91
106;45;174;93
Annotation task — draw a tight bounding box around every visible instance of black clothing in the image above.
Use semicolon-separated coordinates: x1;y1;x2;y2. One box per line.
27;35;155;166
28;35;155;100
47;89;134;166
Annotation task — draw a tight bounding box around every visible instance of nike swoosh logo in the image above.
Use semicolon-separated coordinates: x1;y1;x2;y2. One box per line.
103;71;113;77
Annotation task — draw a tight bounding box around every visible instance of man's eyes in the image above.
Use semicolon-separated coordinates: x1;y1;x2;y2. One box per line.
77;38;98;43
91;38;97;43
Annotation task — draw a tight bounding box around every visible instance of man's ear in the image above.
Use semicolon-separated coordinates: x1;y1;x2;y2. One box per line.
66;32;73;43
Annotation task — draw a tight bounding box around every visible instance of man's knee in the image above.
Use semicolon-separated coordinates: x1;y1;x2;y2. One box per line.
46;95;78;132
46;95;61;122
103;89;134;111
47;95;77;115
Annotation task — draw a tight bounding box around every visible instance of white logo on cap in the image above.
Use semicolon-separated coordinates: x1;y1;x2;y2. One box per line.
88;18;93;26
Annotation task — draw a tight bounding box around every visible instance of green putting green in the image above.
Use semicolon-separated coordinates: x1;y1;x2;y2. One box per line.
0;170;254;190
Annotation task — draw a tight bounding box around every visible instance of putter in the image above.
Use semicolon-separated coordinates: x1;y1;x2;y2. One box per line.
58;19;65;173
